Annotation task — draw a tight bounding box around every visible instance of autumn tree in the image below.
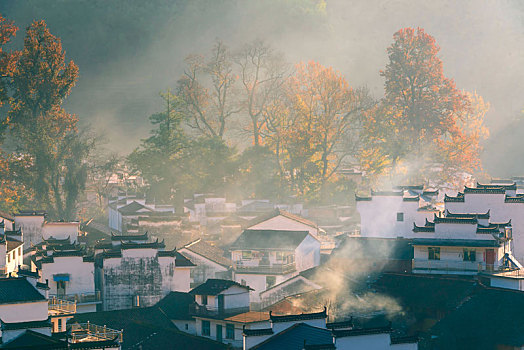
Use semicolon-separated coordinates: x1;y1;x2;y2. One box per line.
177;40;239;139
265;61;371;199
0;14;23;212
7;20;91;220
235;40;288;146
0;14;17;117
362;27;486;185
436;92;489;180
380;27;469;163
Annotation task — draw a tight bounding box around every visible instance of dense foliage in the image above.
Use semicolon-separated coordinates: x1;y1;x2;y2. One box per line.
0;10;490;216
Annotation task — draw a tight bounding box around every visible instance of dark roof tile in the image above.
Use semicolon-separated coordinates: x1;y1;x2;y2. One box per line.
429;287;524;349
181;239;232;267
269;308;326;323
243;328;274;336
1;329;65;349
1;318;51;330
0;278;46;304
190;279;251;296
156;292;197;320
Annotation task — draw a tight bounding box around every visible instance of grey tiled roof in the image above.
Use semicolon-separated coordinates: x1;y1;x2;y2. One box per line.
0;278;46;304
181;239;231;268
190;279;251;296
1;329;65;349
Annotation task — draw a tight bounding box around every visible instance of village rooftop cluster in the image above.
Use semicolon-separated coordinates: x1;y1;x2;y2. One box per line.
0;176;524;349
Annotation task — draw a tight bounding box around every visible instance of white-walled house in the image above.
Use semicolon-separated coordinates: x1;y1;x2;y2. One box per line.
96;235;194;311
14;210;46;245
0;214;14;231
13;210;80;245
37;246;99;313
184;195;237;225
243;309;418;350
179;238;232;287
31;237;100;313
230;229;321;303
246;209;321;238
242;308;329;349
0;275;121;348
333;325;418;350
190;279;269;347
444;183;524;262
108;195;175;232
191;279;251;315
42;221;80;243
0;234;23;276
245;208;337;256
411;213;513;275
356;188;439;239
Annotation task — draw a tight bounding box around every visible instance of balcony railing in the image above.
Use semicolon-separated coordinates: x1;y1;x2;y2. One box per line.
70;322;123;343
48;297;76;315
412;259;492;273
49;292;102;304
233;261;296;275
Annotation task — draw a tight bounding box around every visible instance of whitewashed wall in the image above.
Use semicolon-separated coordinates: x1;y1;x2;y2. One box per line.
42;222;79;242
357;196;434;239
40;256;95;296
15;215;45;244
295;234;321;272
335;333;391;350
0;300;48;323
446;193;524;260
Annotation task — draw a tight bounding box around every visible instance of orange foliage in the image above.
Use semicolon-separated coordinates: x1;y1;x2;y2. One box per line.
264;61;367;198
436;92;489;173
0;14;17;111
365;27;486;183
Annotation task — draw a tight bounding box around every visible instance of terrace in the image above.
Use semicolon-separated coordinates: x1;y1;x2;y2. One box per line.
70;321;123;343
48;297;77;315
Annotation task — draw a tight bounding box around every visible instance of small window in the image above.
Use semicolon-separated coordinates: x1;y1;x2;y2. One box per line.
275;251;284;261
242;251;252;260
201;295;208;305
241;279;246;286
397;212;404;222
18;247;22;255
7;254;9;263
226;324;235;339
57;318;62;331
266;276;276;289
463;249;476;262
202;320;210;336
428;247;440;260
57;280;66;297
185;324;189;330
